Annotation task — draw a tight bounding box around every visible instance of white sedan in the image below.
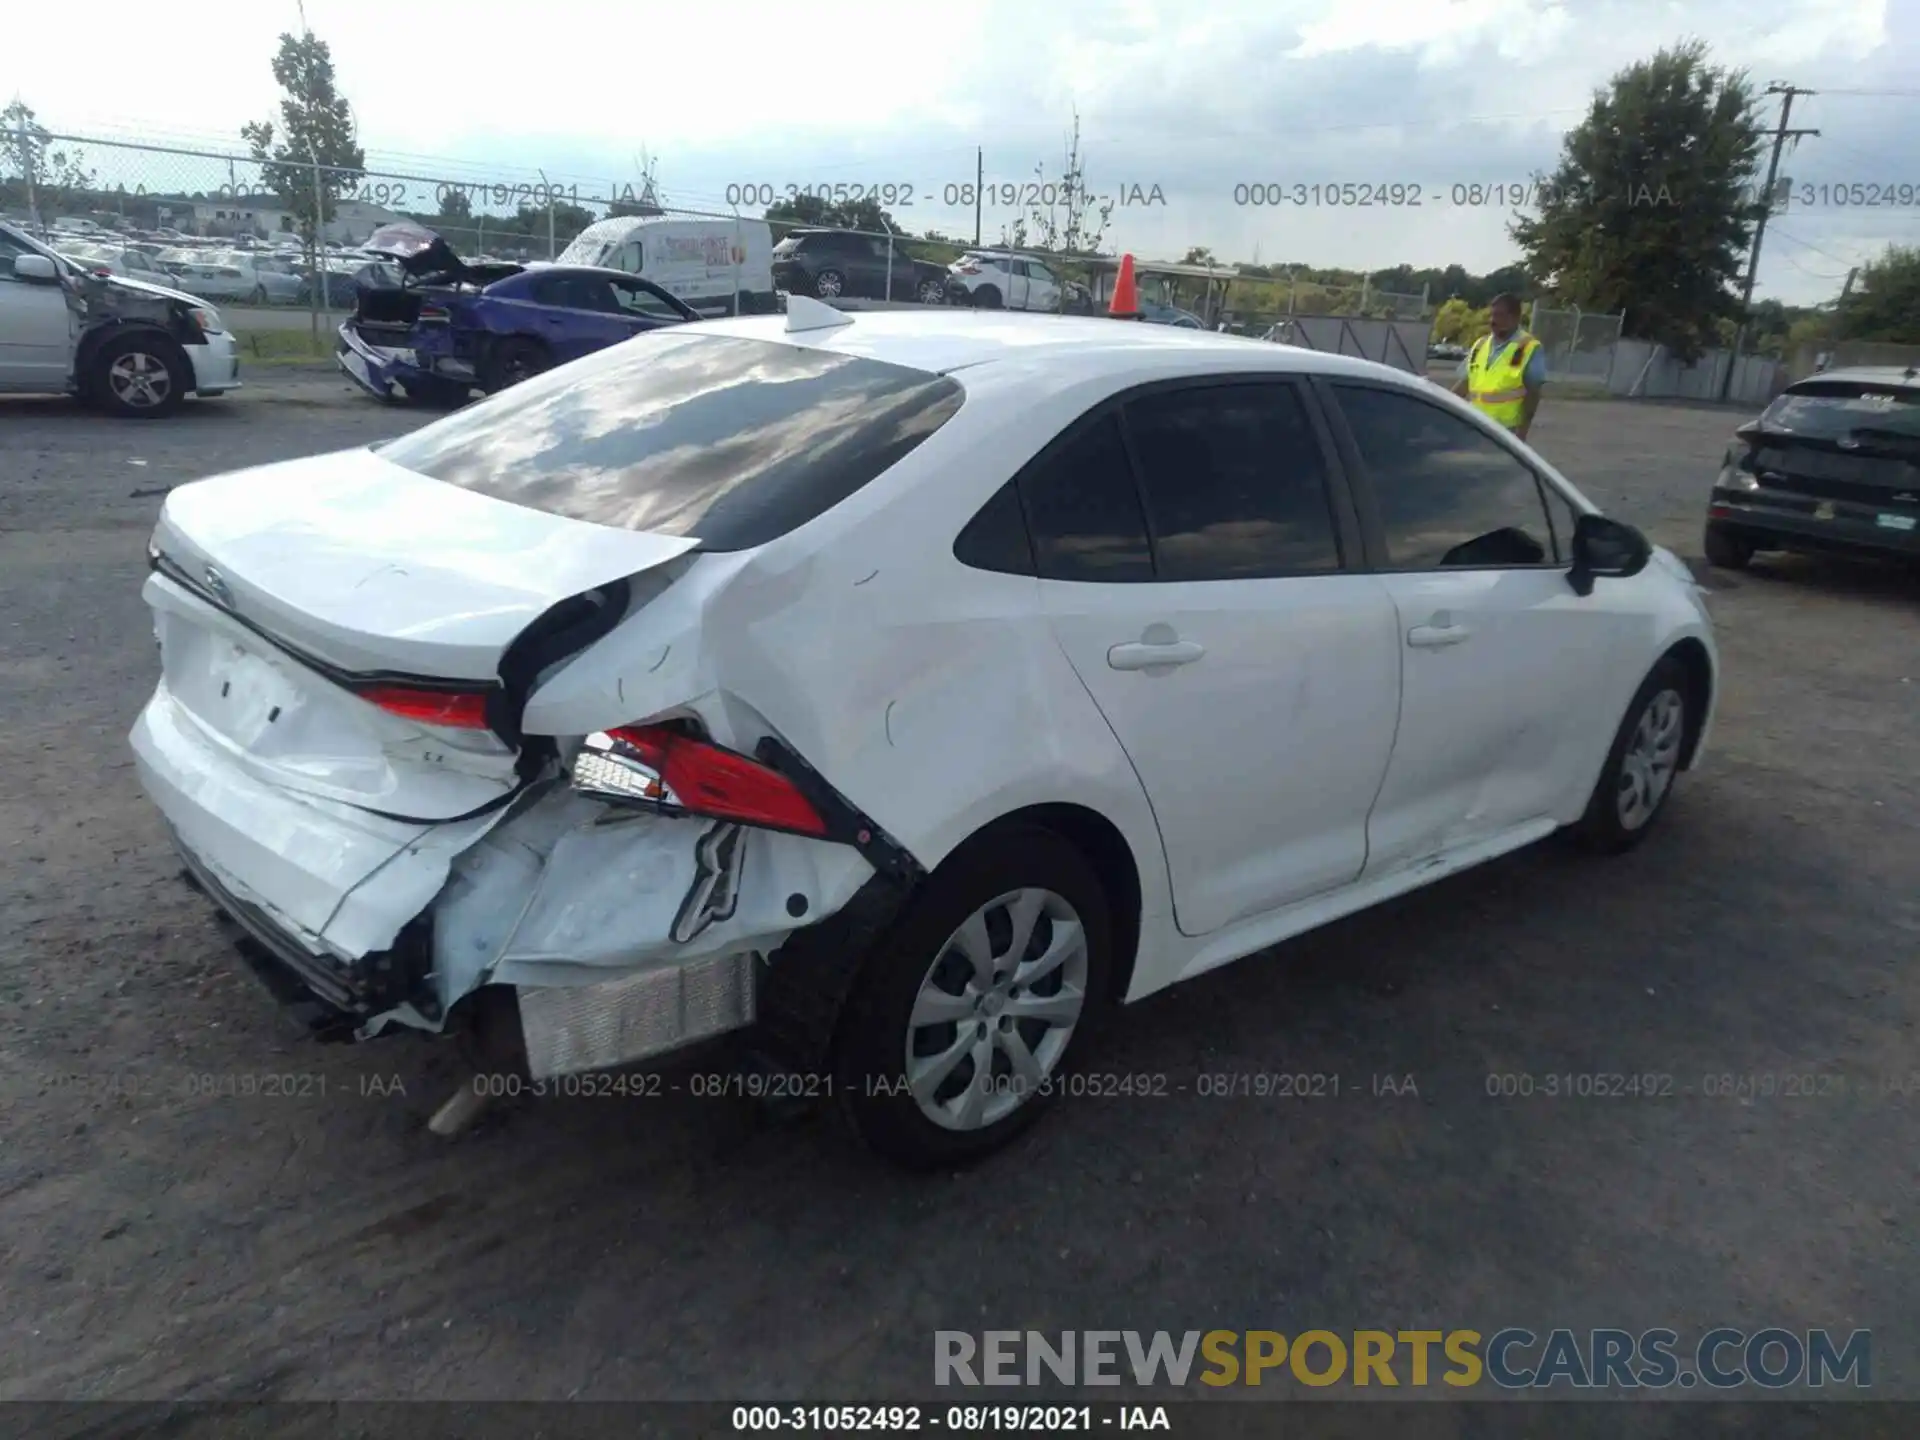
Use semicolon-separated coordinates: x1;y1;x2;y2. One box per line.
131;300;1717;1167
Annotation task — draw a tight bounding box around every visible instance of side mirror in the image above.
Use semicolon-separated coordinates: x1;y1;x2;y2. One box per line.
13;253;59;282
1567;513;1652;597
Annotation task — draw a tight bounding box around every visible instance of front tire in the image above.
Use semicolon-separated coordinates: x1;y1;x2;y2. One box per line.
915;276;946;305
835;827;1113;1170
1573;657;1691;853
90;333;190;419
812;268;845;299
1704;521;1754;570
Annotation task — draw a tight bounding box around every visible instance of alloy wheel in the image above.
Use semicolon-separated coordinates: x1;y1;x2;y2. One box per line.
905;888;1089;1131
108;351;173;409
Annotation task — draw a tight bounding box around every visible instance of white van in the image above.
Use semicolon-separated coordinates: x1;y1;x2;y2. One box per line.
556;215;775;316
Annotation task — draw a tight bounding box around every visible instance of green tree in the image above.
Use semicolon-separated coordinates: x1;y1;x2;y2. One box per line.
1;99;96;221
240;30;366;244
1181;246;1217;267
1431;297;1477;344
436;186;472;223
1512;40;1763;361
1020;108;1113;258
765;191;899;237
1841;245;1920;342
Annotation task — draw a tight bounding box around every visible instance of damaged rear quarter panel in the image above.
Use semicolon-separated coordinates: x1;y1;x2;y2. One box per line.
428;788;869;1006
515;362;1173;926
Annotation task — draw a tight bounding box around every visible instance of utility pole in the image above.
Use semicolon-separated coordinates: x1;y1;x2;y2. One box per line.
1723;82;1819;400
973;147;983;248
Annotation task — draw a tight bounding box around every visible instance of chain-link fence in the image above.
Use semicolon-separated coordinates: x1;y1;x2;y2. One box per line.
1529;304;1626;386
0;130;987;327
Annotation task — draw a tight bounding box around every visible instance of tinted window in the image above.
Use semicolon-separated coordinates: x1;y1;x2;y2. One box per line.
1124;384;1341;578
1333;384;1554;569
377;332;964;550
953;481;1035;576
1764;384;1920;441
1017;414;1153;582
609;277;684;320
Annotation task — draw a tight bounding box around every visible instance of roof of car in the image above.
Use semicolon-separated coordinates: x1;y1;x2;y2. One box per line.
1791;365;1920;390
686;308;1416;384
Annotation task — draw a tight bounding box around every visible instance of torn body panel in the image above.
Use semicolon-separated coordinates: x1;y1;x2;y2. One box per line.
429;788;874;999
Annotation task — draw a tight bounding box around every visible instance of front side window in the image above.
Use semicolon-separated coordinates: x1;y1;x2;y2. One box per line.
377;332;964;550
1332;383;1555;569
609;276;684;320
1123;384;1342;579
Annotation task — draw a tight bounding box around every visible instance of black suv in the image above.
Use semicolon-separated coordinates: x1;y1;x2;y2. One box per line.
1705;367;1920;569
771;230;949;304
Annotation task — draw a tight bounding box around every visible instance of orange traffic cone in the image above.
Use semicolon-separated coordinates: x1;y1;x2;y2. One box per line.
1108;253;1140;319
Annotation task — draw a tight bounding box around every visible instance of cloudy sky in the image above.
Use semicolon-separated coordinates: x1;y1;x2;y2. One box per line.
8;0;1917;304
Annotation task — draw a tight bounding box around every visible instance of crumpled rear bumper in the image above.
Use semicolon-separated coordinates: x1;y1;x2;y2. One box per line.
145;694;877;1072
335;323;411;401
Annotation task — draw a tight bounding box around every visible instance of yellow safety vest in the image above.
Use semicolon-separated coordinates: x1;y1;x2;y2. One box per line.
1466;331;1540;430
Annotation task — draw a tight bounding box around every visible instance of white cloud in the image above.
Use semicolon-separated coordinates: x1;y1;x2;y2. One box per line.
5;0;1912;304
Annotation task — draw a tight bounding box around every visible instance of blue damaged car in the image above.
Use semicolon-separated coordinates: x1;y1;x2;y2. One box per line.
336;222;698;404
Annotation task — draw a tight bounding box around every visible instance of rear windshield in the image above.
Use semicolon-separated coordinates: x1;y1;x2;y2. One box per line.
1764;384;1920;441
375;331;965;550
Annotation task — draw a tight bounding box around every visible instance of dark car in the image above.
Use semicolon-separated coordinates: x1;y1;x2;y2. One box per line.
1705;367;1920;570
336;222;697;404
770;229;949;304
1136;298;1204;328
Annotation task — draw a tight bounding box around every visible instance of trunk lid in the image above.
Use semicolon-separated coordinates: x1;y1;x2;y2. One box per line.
151;446;699;681
147;447;698;819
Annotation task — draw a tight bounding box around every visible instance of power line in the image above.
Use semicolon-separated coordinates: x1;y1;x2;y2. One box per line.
1770;227;1861;266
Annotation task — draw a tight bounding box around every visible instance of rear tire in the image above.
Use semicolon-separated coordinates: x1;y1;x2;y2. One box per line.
834;827;1113;1170
1572;657;1691;854
973;284;1003;309
812;268;845;299
1704;521;1754;570
89;332;190;419
482;336;550;392
915;276;946;305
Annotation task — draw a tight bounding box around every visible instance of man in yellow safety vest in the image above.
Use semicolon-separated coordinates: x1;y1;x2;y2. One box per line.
1452;293;1545;441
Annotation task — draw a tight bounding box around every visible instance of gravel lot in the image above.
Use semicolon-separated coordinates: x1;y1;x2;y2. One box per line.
2;370;1916;1415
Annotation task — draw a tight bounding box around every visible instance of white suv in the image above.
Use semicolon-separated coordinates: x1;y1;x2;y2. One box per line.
946;250;1064;311
1;221;241;417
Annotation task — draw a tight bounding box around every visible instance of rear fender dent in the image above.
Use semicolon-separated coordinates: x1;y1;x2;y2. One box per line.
426;788;875;1008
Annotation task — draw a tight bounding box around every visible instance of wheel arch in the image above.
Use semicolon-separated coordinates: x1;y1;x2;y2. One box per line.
75;320;191;389
1661;635;1715;770
949;802;1144;1006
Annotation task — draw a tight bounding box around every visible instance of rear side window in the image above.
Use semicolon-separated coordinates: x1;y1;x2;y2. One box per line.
952;481;1035;576
1017;413;1154;582
1123;384;1342;578
376;332;964;550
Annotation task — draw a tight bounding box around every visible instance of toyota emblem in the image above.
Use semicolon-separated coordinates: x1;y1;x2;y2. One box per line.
203;565;233;606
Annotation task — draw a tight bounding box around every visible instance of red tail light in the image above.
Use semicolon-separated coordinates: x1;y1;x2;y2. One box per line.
957;263;980;274
359;684;492;729
417;305;450;323
575;724;827;836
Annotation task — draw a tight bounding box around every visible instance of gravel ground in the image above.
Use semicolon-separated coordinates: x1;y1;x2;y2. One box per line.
1;371;1917;1416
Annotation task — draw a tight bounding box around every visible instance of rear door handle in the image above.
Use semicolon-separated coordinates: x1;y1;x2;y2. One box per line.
1108;640;1206;671
1407;624;1471;649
